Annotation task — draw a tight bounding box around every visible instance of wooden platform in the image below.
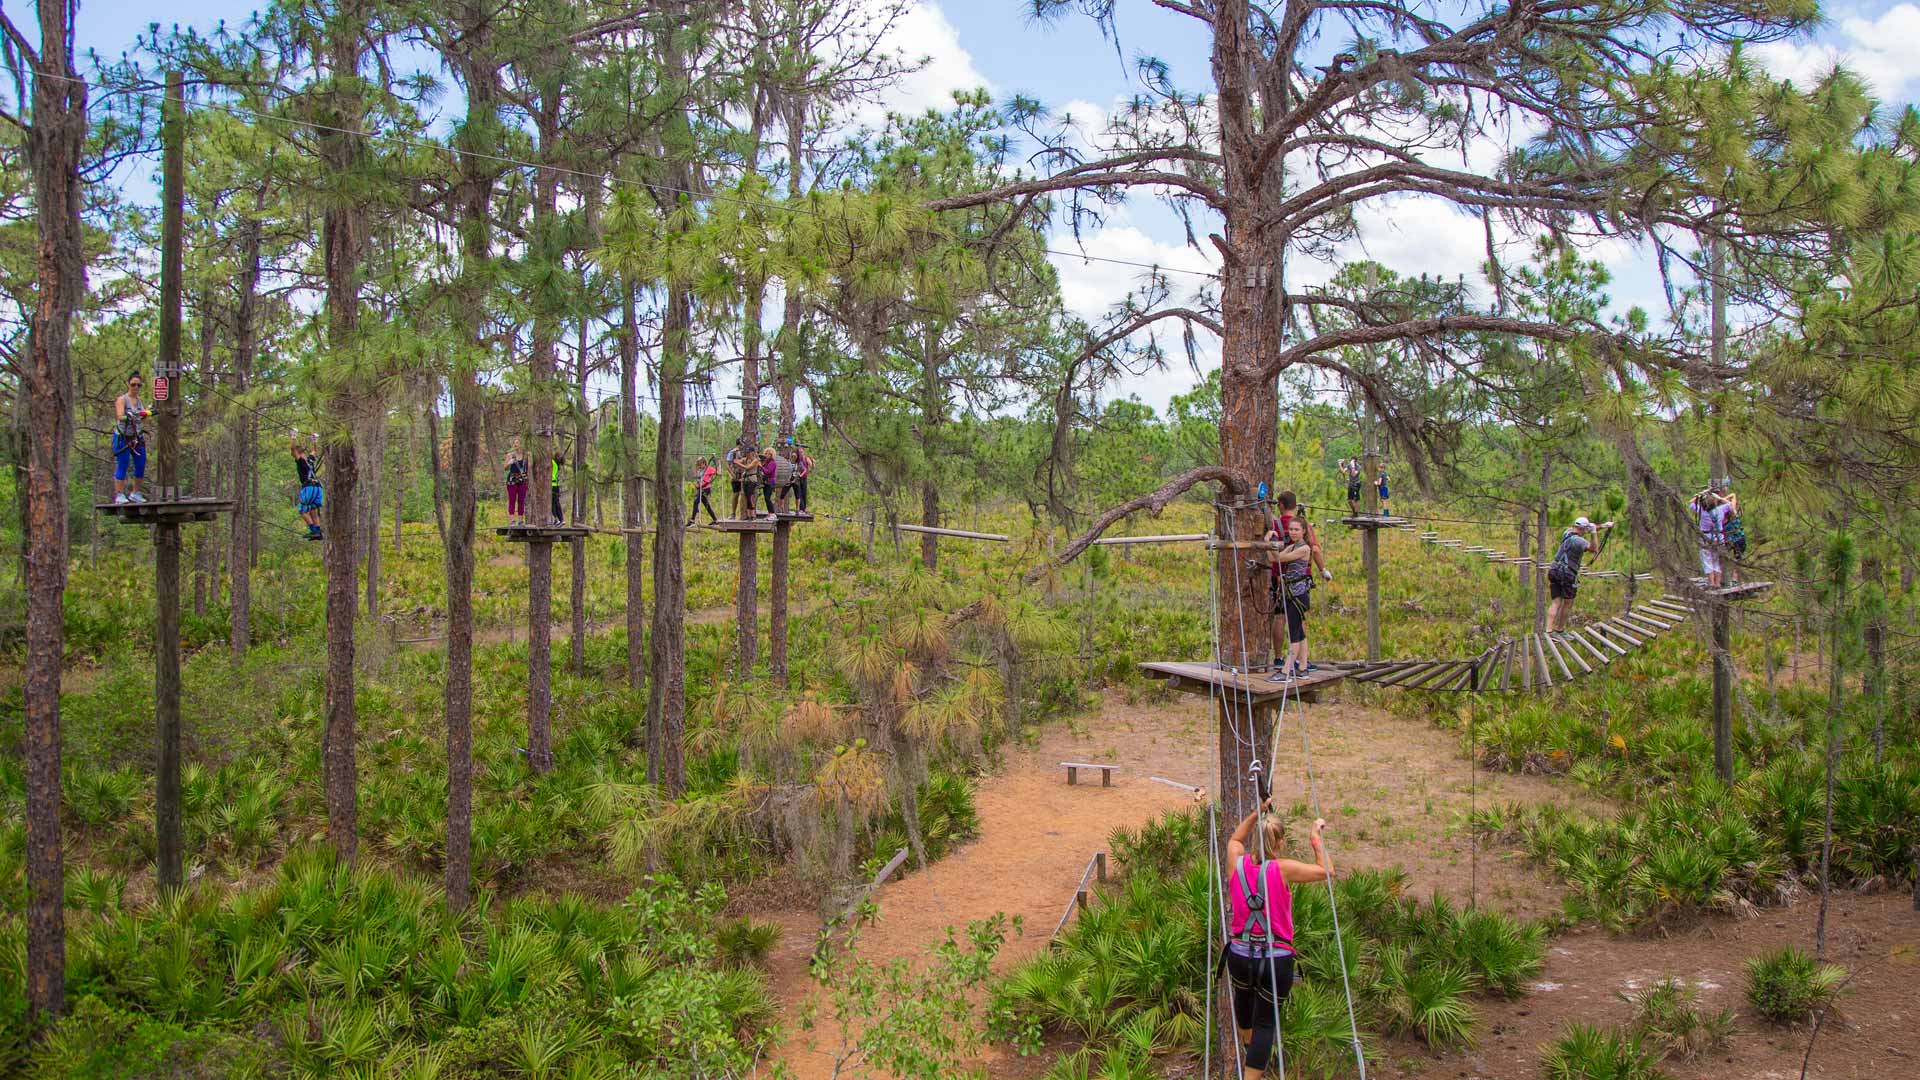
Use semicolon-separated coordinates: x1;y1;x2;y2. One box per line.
95;497;232;525
1139;660;1351;705
774;510;814;522
1335;514;1411;528
706;518;776;533
495;524;590;542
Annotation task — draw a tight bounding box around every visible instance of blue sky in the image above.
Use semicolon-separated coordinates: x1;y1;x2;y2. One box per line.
56;0;1920;413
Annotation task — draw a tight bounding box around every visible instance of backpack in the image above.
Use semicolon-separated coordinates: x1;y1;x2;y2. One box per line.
1723;512;1747;557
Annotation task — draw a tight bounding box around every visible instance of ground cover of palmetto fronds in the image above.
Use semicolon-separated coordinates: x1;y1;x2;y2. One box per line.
754;686;1603;1079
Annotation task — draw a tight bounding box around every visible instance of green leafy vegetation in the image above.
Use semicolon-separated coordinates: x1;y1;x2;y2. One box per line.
1540;1022;1668;1080
1743;946;1847;1025
1623;978;1734;1061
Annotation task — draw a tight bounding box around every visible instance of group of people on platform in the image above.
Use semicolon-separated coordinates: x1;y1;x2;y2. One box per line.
1339;458;1390;515
501;438;568;527
687;437;812;527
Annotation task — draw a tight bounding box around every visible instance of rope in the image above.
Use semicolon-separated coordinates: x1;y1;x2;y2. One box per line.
1204;533;1243;1079
1221;509;1288;1080
1290;692;1369;1077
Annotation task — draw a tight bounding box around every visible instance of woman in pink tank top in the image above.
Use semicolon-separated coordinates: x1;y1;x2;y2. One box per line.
1223;800;1333;1079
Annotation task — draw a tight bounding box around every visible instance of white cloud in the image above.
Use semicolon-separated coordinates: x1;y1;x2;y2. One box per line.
1047;206;1221;411
871;2;994;119
1752;5;1920;101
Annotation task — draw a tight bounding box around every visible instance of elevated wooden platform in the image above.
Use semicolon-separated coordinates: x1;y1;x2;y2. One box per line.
495;524;590;543
95;497;232;525
706;517;776;533
1335;514;1411;529
1139;660;1351;705
774;510;814;522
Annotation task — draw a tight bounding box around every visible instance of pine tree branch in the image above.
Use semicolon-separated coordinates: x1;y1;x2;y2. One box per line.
1021;465;1251;585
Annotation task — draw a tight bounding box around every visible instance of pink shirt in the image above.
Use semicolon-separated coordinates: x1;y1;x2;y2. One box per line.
1227;855;1295;952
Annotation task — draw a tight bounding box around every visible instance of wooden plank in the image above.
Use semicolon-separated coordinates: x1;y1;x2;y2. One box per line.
1543;622;1589;672
1583;624;1630;657
1644;600;1694;619
1518;636;1533;691
895;523;1008;541
1544;631;1579;680
1403;661;1466;691
1498;641;1515;692
1615;612;1669;637
1372;662;1446;687
1439;663;1476;692
1594;620;1645;648
1092;533;1208;545
1476;645;1504;690
1564;627;1612;666
1348;661;1424;683
1534;633;1555;689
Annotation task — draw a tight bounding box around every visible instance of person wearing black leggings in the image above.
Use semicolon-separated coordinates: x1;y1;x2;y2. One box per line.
1224;803;1333;1079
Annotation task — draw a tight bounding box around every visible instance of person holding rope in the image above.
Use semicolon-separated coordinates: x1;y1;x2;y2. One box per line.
686;456;719;526
784;442;813;512
1225;799;1333;1080
1266;516;1317;681
1689;486;1740;588
111;372;152;503
1340;458;1363;515
1546;516;1614;630
292;434;323;540
1271;491;1331;583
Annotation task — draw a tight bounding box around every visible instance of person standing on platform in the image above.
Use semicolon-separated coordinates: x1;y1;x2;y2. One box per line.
1546;516;1613;630
111;372;152;503
1376;465;1391;514
687;456;719;526
504;438;529;526
1341;458;1363;515
293;434;324;540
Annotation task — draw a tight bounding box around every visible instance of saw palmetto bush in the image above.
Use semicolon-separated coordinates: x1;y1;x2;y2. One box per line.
1624;977;1734;1060
1743;946;1847;1025
1540;1021;1668;1080
0;850;776;1077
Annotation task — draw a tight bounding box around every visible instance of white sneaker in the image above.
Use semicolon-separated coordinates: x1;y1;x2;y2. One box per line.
129;491;148;503
113;492;129;504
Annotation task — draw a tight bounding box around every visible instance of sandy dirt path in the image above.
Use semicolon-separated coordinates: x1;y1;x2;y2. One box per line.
759;686;1595;1077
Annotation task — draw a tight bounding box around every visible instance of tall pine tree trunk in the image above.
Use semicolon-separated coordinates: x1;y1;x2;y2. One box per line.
524;103;562;776
736;282;764;673
571;319;588;676
229;215;259;655
620;281;646;694
360;406;386;618
22;0;88;1017
318;16;368;865
646;278;692;795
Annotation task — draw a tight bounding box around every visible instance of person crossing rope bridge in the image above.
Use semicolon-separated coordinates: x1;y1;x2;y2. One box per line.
1224;797;1333;1079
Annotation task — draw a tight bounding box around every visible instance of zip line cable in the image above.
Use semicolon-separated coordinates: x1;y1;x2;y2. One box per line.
36;67;1222;283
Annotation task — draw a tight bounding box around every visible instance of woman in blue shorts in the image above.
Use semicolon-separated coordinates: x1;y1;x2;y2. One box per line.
111;372;151;503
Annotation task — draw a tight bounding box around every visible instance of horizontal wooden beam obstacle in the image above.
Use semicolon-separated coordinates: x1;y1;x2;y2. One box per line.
95;497;233;525
1334;514;1412;528
896;523;1009;542
1092;533;1209;545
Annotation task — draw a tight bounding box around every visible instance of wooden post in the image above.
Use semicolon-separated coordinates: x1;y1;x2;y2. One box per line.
770;519;791;684
153;71;186;893
863;505;876;564
1362;398;1381;661
1095;851;1107;882
1711;599;1733;784
527;539;554;773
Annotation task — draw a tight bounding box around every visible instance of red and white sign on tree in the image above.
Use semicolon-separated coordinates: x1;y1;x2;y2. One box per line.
152;375;169;401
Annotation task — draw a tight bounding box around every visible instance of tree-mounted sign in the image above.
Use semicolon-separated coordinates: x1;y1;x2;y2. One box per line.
152;375;170;401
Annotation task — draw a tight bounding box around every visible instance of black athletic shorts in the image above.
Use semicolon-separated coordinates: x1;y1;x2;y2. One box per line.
1548;573;1578;601
1283;590;1309;644
1226;948;1295;1027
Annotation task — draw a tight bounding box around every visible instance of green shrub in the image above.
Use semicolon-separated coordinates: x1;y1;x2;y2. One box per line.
1744;946;1846;1024
1540;1022;1666;1080
1624;977;1733;1060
